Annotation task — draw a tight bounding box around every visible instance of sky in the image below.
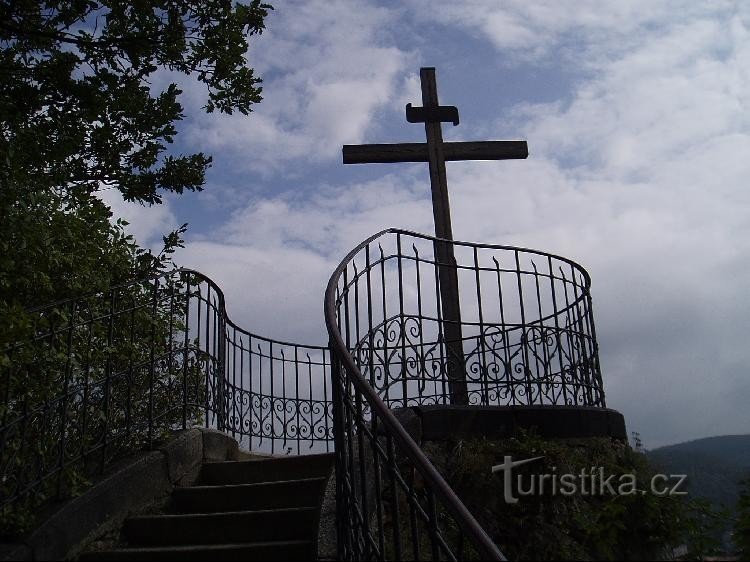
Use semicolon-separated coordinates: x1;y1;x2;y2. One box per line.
104;0;750;449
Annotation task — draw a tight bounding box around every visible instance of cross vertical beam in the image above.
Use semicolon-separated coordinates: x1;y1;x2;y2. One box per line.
419;68;468;405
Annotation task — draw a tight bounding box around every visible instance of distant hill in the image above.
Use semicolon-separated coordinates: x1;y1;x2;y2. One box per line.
646;434;750;512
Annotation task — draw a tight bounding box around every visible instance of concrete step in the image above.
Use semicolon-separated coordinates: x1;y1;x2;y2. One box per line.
199;453;334;485
80;540;314;561
123;507;318;546
172;477;328;512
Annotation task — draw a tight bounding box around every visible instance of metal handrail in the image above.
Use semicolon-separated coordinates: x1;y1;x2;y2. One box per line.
325;228;508;561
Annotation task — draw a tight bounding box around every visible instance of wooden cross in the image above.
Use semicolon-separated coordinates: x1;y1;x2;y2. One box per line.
342;67;528;405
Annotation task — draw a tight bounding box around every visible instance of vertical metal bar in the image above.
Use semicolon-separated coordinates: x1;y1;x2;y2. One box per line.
397;233;408;406
370;412;386;558
531;261;546;402
205;284;212;428
584;286;605;406
493;257;511;406
353;262;361;371
57;299;76;498
231;327;238;439
386;434;403;561
249;334;254;451
81;301;94;467
295;345;301;455
579;280;596;404
414;245;427;401
345;381;362;558
329;349;348;559
182;276;191;430
148;277;158;447
559;267;579;405
323;349;331;452
217;290;227;431
548;256;568;405
378;245;389;406
333;288;351;558
15;393;30;504
515;250;532;405
168;275;176;420
354;382;371;556
281;348;287;453
125;294;135;443
407;467;421;561
125;293;138;448
258;341;265;450
101;289;116;472
426;488;442;561
270;341;275;454
474;247;487;405
308;352;316;452
365;244;375;389
571;266;593;405
195;284;205;426
337;272;365;556
343;267;351;351
239;336;246;441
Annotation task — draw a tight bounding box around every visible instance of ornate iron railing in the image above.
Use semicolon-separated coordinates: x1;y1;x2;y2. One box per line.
326;229;606;560
0;269;332;526
3;227;605;559
330;229;604;410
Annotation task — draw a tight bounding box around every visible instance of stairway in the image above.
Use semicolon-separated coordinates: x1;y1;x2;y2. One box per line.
82;453;335;561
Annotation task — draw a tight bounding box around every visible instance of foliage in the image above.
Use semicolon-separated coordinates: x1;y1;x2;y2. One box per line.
0;177;186;344
0;270;211;538
1;0;271;204
735;478;750;558
0;0;272;538
680;498;730;560
0;146;194;541
421;433;728;561
0;0;273;342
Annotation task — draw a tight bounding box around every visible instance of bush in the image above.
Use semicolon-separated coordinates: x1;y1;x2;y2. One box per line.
425;432;727;560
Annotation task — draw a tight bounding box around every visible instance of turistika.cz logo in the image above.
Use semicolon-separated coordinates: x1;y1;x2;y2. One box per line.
491;456;688;504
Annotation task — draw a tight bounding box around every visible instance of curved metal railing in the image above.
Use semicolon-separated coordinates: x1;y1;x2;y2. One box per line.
3;227;604;558
326;229;605;560
0;268;333;529
327;230;509;561
330;229;604;410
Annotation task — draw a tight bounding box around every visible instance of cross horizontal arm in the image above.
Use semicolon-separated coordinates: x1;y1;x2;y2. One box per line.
343;140;528;164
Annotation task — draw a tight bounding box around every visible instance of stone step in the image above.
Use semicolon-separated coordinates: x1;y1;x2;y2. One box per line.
79;540;314;561
123;507;318;546
172;477;328;512
199;453;334;485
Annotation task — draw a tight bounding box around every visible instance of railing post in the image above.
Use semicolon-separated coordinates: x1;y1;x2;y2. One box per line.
216;301;227;432
57;299;76;498
328;341;349;560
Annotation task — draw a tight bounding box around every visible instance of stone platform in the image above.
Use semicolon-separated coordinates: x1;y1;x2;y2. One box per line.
393;405;627;442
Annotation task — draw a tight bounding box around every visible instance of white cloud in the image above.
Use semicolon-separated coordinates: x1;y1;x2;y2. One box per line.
99;190;179;249
178;241;332;345
516;15;750;178
407;0;739;63
178;172;435;343
183;0;415;172
447;11;750;447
